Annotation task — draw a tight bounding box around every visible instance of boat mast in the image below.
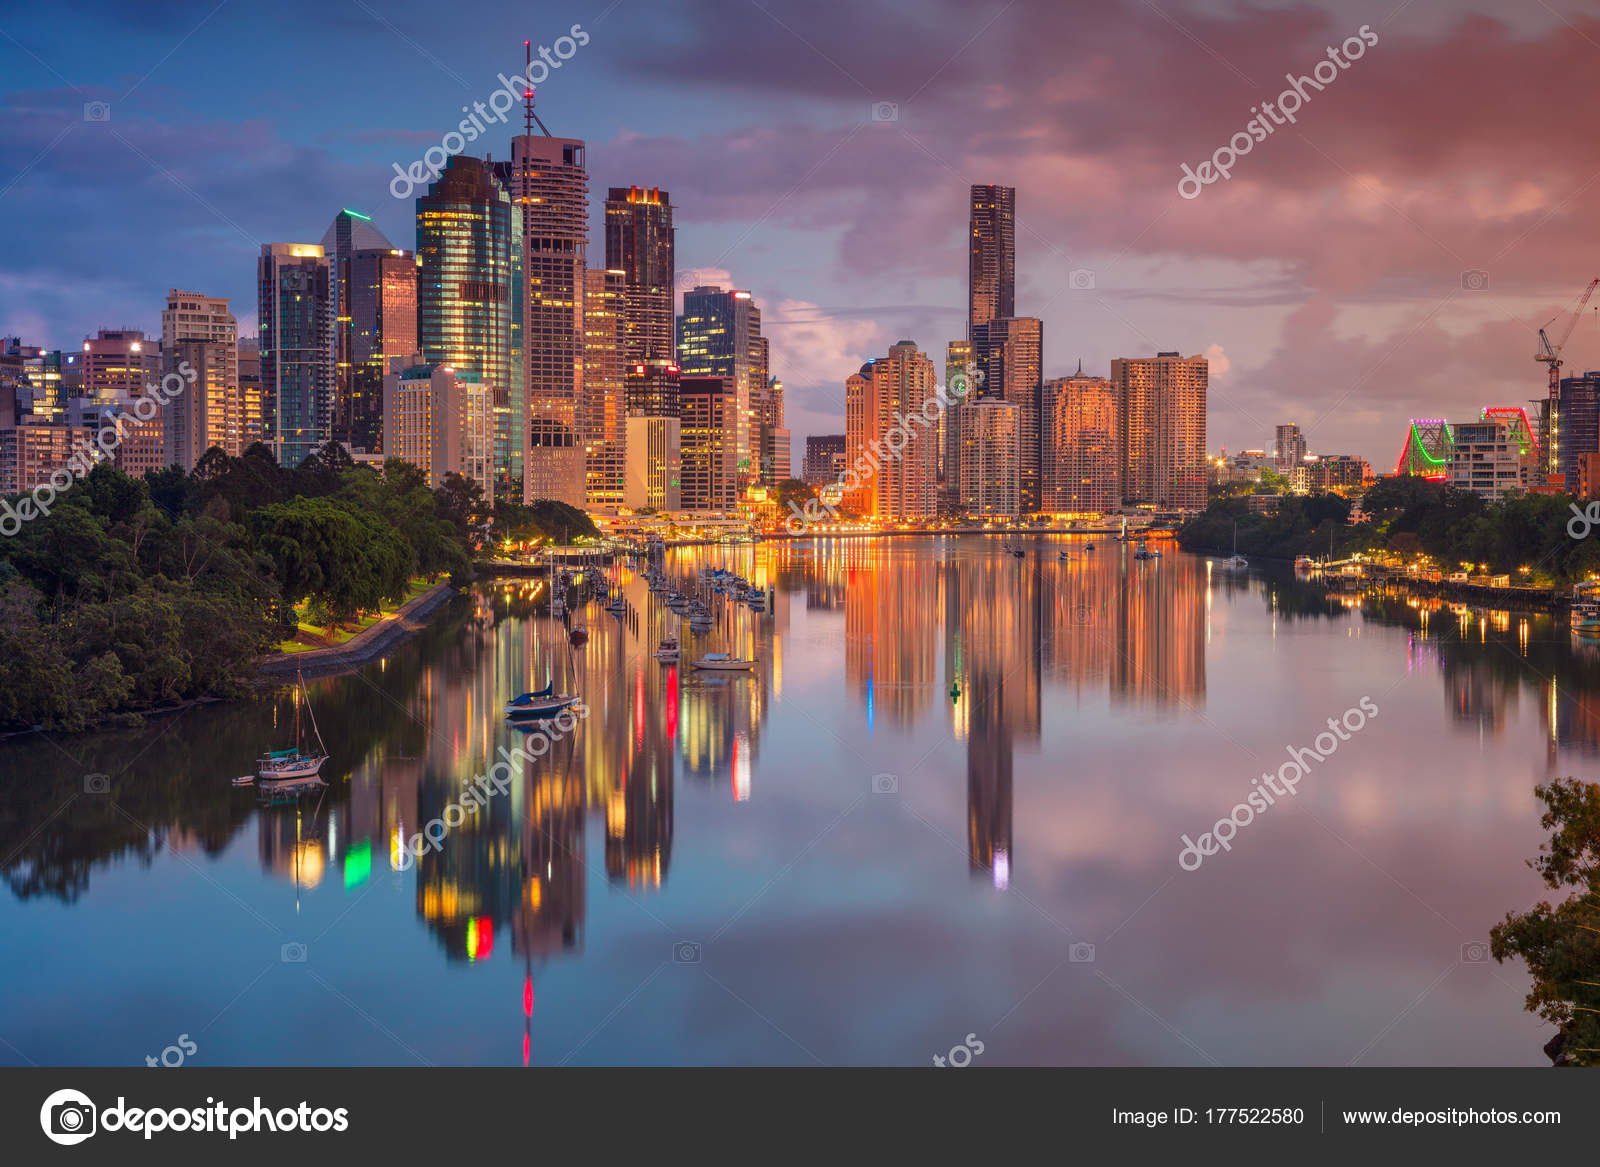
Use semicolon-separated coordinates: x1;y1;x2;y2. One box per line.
299;669;327;757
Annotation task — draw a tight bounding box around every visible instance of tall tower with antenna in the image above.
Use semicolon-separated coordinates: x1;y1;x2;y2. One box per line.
500;40;589;506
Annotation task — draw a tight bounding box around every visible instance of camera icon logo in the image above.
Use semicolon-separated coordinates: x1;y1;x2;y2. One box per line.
83;101;111;123
40;1088;97;1145
673;940;702;963
1069;941;1096;963
676;268;706;291
1460;941;1490;963
1068;268;1096;290
870;101;899;123
1461;268;1489;291
870;773;898;795
281;941;308;963
83;773;111;795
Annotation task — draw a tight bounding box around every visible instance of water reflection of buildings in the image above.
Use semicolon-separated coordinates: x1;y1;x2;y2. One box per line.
845;542;939;728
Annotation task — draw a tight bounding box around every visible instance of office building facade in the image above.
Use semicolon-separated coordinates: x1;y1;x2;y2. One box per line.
258;243;334;468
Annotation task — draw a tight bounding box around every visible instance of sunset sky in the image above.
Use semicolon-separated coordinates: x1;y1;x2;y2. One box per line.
5;0;1600;468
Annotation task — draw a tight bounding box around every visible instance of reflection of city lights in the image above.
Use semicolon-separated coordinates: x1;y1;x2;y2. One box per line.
992;849;1010;890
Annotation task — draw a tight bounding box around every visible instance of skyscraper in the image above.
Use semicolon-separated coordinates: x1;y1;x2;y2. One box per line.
257;243;334;468
160;289;240;470
1112;352;1208;511
968;185;1015;337
678;376;732;512
958;400;1020;517
941;340;974;514
1558;372;1600;493
417;156;519;488
321;209;396;452
583;268;626;509
604;186;675;364
1274;422;1307;472
971;316;1043;512
677;285;761;496
624;356;681;512
843;342;940;519
753;374;790;484
1041;368;1120;515
346;245;418;454
503;129;588;506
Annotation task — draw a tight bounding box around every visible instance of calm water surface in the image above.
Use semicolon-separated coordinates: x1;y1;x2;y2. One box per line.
0;537;1585;1066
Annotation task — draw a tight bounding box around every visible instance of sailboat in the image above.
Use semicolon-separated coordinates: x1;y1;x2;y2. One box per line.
507;617;581;719
1226;521;1249;569
258;670;328;781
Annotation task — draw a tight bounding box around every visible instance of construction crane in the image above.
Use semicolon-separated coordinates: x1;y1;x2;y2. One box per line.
1536;277;1600;399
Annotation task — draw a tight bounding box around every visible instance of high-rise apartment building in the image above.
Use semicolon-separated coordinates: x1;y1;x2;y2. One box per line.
1041;370;1120;515
958;399;1020;517
1274;422;1307;472
160;289;240;470
82;329;157;403
237;338;264;451
753;375;790;484
381;357;495;503
257;244;334;468
417;156;520;490
604;186;675;364
843;342;940;519
971;316;1043;512
677;286;762;497
501;131;588;506
941;340;974;513
968;185;1015;336
678;376;732;512
1557;372;1600;494
1112;352;1208;511
583;268;627;508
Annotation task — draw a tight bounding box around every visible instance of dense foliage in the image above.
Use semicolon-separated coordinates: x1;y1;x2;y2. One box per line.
0;444;475;732
1177;492;1363;561
1181;477;1600;581
1491;779;1600;1065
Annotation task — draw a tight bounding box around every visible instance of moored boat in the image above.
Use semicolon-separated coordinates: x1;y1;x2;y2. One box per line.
692;652;756;671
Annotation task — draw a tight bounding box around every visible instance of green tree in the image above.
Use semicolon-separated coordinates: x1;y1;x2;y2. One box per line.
1491;778;1600;1065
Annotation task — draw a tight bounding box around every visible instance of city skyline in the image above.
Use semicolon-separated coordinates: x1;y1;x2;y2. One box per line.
12;2;1600;469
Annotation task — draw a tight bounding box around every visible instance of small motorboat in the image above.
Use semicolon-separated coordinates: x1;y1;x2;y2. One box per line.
1085;542;1096;551
1134;539;1155;560
655;637;681;663
232;775;255;787
1058;550;1071;561
1010;546;1025;559
505;683;580;719
569;625;588;646
692;652;756;671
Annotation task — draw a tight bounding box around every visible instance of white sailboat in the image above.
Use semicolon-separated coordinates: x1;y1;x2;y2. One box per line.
1226;521;1249;569
258;670;328;781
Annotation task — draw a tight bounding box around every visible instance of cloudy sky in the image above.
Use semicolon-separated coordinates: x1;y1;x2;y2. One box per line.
5;0;1600;468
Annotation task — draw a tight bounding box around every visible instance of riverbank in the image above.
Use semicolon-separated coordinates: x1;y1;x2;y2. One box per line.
258;581;457;678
